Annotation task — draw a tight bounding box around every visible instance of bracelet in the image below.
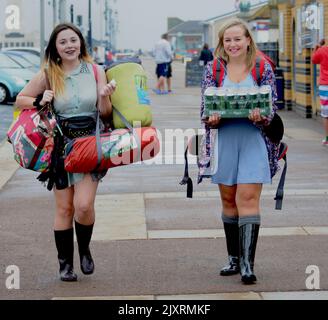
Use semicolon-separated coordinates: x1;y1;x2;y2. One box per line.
33;94;44;111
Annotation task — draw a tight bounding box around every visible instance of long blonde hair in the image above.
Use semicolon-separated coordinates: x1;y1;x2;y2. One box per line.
41;23;93;96
214;18;257;72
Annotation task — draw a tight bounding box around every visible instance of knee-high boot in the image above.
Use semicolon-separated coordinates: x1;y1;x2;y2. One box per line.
239;223;259;284
74;220;95;275
220;215;239;276
54;228;77;282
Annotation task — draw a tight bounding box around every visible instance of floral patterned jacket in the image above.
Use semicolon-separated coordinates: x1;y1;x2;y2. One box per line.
198;59;280;183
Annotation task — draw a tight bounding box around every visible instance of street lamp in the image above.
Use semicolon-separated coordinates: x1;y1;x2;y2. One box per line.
88;0;92;52
40;0;45;64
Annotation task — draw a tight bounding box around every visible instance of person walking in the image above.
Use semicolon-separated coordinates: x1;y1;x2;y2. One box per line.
16;23;116;282
92;46;102;65
198;18;279;284
166;60;173;93
199;43;213;66
153;33;173;94
312;39;328;146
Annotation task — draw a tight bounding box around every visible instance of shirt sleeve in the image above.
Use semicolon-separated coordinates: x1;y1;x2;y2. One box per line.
312;48;322;64
259;62;278;124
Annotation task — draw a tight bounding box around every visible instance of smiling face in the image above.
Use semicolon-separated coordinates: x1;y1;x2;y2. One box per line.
55;28;81;63
223;25;251;60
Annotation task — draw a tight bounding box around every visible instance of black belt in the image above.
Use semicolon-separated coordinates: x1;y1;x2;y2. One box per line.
57;116;96;139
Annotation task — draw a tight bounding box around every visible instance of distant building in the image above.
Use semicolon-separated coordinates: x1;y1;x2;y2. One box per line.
0;0;40;49
166;20;204;59
0;0;117;52
167;17;184;31
202;1;277;50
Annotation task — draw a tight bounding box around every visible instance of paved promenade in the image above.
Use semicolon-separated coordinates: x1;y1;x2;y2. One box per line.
0;57;328;300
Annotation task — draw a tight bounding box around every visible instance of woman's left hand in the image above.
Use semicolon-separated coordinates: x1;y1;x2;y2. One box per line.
249;108;265;123
100;82;116;97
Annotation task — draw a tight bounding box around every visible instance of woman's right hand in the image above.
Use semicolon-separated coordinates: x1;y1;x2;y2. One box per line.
40;90;54;106
204;113;221;127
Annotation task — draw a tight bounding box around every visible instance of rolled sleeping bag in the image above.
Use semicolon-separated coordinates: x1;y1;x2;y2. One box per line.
106;57;152;128
64;127;160;173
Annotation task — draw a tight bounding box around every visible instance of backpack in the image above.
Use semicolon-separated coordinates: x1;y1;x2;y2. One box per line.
212;50;275;87
105;57;152;129
180;55;288;210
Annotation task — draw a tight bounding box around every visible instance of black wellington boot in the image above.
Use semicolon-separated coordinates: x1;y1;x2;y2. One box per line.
239;223;259;284
75;220;95;275
220;222;240;276
54;228;77;282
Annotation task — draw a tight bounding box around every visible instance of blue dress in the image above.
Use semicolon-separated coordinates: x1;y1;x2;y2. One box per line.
211;74;271;185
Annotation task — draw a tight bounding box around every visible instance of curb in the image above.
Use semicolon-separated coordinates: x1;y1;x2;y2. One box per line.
0;139;19;190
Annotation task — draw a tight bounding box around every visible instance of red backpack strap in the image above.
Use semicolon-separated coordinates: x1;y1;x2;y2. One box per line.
251;56;265;86
92;64;98;83
212;57;225;86
212;58;217;82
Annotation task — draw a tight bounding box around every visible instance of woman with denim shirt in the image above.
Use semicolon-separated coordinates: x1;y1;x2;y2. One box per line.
16;23;116;282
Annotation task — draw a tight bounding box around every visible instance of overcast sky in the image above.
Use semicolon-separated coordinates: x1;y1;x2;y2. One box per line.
115;0;266;50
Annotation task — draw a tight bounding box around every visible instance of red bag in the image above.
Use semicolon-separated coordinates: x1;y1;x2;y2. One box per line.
7;107;56;172
64;126;160;173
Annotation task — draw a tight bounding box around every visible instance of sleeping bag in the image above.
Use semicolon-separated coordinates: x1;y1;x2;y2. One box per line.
106;57;152;128
64;126;160;173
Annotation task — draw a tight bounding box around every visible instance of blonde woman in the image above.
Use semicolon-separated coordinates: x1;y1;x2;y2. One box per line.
16;23;116;281
198;18;279;284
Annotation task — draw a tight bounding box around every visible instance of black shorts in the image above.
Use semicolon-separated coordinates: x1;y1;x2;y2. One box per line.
167;62;172;78
156;63;169;78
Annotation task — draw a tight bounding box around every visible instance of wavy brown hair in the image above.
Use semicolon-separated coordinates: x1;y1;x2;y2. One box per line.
214;18;257;72
42;23;92;96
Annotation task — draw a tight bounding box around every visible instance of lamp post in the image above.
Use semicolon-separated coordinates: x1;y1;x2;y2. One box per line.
52;0;57;27
88;0;92;52
70;4;74;24
40;0;45;64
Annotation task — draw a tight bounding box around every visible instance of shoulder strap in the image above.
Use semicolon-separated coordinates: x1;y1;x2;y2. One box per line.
212;58;225;86
179;144;193;198
91;63;100;115
251;56;265;86
274;142;288;210
92;64;98;82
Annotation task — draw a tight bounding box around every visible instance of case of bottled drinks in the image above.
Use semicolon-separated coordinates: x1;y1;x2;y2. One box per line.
204;85;272;118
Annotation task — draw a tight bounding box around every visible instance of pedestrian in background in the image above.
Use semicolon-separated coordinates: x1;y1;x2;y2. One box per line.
166;59;173;93
16;23;116;282
105;49;114;67
312;38;328;146
199;43;213;66
92;46;102;65
153;33;173;94
198;18;279;284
